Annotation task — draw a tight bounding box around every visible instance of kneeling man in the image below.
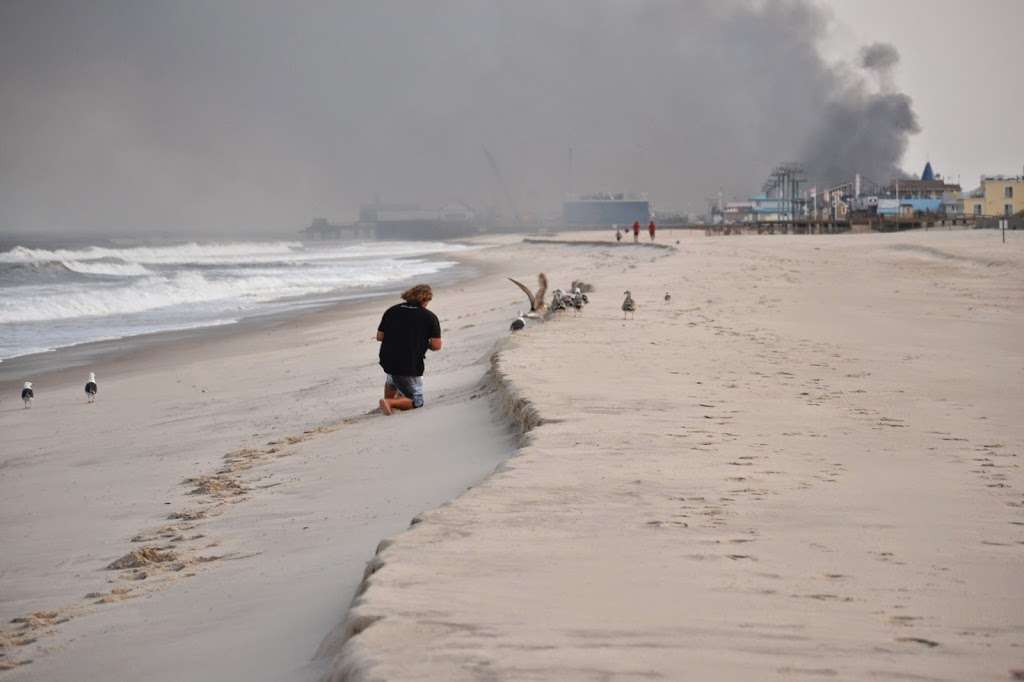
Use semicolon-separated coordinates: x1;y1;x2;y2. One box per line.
376;284;442;415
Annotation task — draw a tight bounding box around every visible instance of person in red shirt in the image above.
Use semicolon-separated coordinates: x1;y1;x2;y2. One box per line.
632;220;640;243
648;220;656;241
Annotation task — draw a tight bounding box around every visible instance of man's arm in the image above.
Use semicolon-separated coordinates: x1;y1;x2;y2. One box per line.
427;313;442;351
376;331;384;342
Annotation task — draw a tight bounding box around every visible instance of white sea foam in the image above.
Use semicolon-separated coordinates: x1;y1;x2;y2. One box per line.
0;240;465;266
61;260;154;276
0;242;304;265
0;239;465;360
1;259;455;324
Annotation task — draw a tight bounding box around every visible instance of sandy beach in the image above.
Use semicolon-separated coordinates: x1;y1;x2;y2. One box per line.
2;229;1022;681
329;229;1023;681
0;234;646;679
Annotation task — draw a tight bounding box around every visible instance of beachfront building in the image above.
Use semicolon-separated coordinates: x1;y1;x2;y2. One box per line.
359;201;479;240
563;193;651;227
721;201;755;223
962;174;1024;217
879;162;961;218
890;163;960;200
716;196;789;224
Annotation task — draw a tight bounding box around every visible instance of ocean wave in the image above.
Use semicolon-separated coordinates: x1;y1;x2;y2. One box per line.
62;260;154;276
0;258;455;324
0;239;466;360
0;260;75;278
0;259;152;284
0;241;304;266
0;240;465;267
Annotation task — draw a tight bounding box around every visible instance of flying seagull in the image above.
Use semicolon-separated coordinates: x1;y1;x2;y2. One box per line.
21;381;33;409
85;372;98;403
622;290;636;319
508;273;548;317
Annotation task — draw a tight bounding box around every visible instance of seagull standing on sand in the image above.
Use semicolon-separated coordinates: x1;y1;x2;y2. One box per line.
622;290;636;320
572;288;585;316
21;381;34;408
549;288;566;312
85;373;98;403
510;312;526;332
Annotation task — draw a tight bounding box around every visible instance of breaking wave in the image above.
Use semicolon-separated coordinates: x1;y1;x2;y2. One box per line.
1;261;453;324
0;240;461;266
0;239;466;360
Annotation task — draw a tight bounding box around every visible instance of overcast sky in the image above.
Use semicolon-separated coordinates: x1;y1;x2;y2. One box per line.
0;0;1020;235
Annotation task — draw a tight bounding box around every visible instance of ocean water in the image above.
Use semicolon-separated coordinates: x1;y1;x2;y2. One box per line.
0;239;465;362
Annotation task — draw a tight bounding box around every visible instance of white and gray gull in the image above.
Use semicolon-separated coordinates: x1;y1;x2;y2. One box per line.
622;290;637;319
549;288;568;312
571;287;585;315
21;381;34;409
85;372;98;403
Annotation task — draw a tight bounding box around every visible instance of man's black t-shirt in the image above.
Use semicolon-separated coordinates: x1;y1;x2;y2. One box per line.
377;303;441;377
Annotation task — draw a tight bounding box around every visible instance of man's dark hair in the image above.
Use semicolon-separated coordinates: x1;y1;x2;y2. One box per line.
401;284;433;305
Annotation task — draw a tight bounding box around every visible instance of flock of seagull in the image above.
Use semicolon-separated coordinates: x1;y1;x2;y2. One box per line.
19;372;97;409
507;273;671;330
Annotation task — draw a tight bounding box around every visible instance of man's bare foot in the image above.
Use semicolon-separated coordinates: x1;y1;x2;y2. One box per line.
379;399;393;415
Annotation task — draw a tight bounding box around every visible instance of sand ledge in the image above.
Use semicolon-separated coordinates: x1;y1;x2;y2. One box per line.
315;230;1024;682
316;346;542;681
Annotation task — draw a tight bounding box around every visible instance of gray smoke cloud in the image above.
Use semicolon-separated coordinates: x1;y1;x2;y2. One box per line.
0;1;919;234
859;41;902;94
802;40;918;187
861;42;902;73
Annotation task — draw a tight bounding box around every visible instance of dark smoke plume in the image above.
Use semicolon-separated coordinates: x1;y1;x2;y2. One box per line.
0;1;919;233
859;41;903;95
803;41;919;186
860;42;901;73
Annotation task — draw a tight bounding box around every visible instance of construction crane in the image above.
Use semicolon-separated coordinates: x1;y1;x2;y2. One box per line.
482;145;522;225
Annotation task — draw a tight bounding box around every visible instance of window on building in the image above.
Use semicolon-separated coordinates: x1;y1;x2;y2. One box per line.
1006;204;1014;216
1005;186;1014;198
974;204;982;216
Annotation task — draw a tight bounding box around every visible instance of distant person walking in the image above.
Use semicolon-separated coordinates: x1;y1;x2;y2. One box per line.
376;284;442;415
632;220;640;243
648;220;656;241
